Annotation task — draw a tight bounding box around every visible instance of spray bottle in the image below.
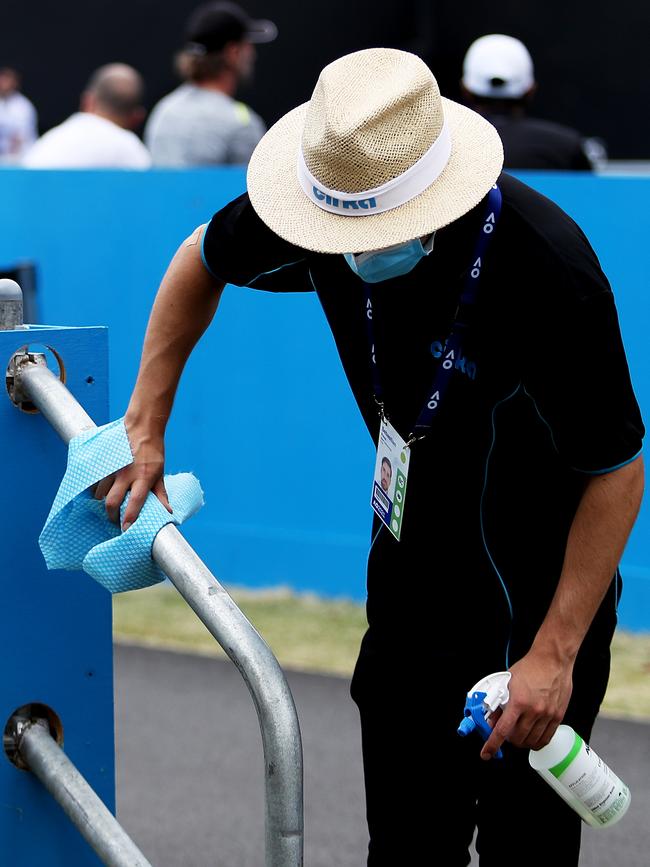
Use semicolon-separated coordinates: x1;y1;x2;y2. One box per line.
457;671;631;828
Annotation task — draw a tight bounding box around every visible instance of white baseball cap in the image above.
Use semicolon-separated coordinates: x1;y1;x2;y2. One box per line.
462;34;535;100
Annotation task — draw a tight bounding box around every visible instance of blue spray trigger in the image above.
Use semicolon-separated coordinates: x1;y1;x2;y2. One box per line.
457;690;504;759
457;671;511;760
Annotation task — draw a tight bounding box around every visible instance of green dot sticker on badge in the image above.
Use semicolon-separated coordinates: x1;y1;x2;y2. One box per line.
370;417;411;541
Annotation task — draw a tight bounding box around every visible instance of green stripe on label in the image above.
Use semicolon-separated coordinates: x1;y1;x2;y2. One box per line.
549;731;583;779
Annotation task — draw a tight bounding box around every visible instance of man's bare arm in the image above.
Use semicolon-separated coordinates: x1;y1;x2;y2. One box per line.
481;454;644;759
95;225;225;527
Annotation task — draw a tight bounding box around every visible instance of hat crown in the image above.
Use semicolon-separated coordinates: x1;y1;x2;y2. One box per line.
302;49;445;195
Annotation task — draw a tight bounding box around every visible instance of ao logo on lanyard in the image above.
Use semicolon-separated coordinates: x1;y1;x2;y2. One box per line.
368;184;502;540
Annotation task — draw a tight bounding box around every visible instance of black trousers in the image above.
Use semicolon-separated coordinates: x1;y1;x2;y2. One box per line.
350;627;612;867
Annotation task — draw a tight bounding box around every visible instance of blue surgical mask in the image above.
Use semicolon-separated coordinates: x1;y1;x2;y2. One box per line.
343;233;435;283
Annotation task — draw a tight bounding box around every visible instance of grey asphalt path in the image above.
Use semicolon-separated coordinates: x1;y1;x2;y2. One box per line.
114;645;650;867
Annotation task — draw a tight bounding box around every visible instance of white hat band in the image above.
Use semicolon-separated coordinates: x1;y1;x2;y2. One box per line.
297;119;452;216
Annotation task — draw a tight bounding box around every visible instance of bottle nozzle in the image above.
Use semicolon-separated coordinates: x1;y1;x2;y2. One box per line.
457;716;476;737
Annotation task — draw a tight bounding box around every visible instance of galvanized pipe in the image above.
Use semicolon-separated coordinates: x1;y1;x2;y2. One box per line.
17;361;96;441
153;526;304;865
16;361;304;867
18;720;153;867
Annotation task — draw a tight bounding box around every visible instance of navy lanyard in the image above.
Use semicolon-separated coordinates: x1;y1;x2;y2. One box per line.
365;184;502;446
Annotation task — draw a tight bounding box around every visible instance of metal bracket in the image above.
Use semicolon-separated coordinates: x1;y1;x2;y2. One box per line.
4;703;153;866
6;350;48;412
4;711;51;771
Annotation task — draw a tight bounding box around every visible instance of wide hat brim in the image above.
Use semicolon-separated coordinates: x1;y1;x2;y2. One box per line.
247;97;504;254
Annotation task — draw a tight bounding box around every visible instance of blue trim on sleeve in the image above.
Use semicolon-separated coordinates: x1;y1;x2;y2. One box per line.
200;224;221;280
246;257;306;287
200;224;305;285
480;383;521;670
524;385;643;477
573;447;643;476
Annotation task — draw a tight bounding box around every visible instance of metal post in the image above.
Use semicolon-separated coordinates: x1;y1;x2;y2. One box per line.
0;278;23;330
16;720;153;867
153;527;304;865
13;360;304;867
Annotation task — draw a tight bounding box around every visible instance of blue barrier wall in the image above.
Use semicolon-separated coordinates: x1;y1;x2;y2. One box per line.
0;168;648;629
0;326;114;865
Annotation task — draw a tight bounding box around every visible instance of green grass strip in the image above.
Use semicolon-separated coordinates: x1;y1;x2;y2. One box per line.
113;582;368;677
113;583;650;718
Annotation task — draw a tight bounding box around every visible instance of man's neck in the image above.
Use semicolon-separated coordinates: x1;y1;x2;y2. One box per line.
194;70;238;97
85;108;125;130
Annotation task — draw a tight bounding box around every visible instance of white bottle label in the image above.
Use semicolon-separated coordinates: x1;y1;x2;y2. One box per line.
549;731;630;826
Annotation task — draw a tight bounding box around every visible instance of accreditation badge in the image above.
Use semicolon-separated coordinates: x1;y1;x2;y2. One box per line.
371;417;411;541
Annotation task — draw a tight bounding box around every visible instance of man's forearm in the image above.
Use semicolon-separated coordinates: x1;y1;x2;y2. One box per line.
481;454;644;758
533;454;645;661
127;225;225;432
98;225;225;528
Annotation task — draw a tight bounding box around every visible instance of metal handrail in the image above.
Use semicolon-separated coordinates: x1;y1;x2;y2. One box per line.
16;720;153;867
15;360;304;867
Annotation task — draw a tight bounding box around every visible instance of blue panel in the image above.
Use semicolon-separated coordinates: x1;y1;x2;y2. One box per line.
0;169;647;629
0;168;374;604
514;172;650;630
0;326;113;864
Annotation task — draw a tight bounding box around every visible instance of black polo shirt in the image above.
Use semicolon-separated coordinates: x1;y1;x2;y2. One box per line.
485;114;593;171
202;173;643;655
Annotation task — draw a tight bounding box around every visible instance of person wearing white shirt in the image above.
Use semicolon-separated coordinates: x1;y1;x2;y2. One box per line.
23;64;151;169
0;68;38;161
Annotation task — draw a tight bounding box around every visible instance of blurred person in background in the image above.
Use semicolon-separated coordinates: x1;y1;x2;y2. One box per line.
461;34;602;171
0;67;37;162
145;1;277;166
23;64;150;169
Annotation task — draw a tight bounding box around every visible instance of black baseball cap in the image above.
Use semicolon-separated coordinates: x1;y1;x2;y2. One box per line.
184;2;278;54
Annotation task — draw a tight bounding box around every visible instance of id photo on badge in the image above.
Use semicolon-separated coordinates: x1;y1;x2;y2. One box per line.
372;448;395;521
371;417;410;541
379;455;394;497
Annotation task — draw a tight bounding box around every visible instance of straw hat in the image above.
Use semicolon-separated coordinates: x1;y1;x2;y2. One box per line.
247;48;504;254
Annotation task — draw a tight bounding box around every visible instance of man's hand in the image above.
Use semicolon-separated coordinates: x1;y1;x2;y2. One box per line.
93;421;172;530
480;650;574;760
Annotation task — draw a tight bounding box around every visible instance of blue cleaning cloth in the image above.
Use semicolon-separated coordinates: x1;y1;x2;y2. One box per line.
39;418;204;593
